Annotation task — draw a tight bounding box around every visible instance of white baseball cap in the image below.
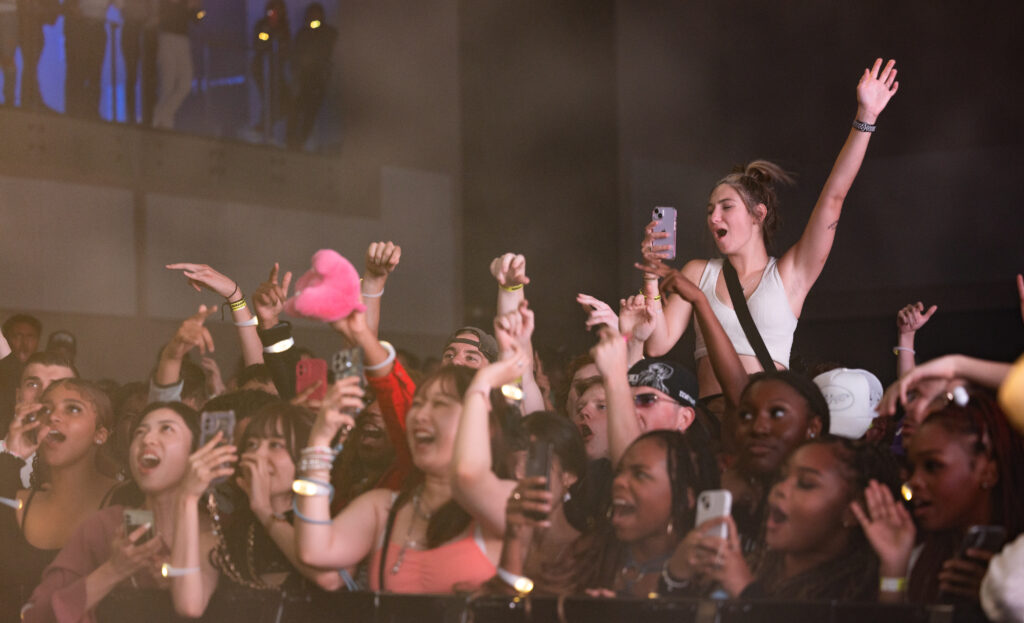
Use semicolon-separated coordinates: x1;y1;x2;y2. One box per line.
813;368;884;439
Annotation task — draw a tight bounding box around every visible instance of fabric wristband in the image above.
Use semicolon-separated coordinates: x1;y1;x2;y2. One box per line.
264;337;295;354
879;576;906;592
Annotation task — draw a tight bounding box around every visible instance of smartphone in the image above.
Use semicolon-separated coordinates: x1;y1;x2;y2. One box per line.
651;206;677;260
123;508;155;545
295;358;328;401
957;525;1007;559
199;410;236;448
523;440;553;521
330;348;364;387
695;489;733;539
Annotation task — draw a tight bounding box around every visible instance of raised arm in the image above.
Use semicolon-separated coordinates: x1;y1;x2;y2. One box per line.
878;354;1013;416
894;302;937;377
170;433;237;618
451;340;526;536
361;241;401;338
166;263;263;366
491;253;530;316
151;305;218;401
494;301;545;415
236;453;343;591
618;294;657;368
660;269;747;407
635;258;706;356
591;325;638;466
780;59;899;305
295;379;386;569
252;263;299;398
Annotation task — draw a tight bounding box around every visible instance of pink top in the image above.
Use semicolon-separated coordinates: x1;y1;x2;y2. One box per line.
23;506;165;623
369;524;495;594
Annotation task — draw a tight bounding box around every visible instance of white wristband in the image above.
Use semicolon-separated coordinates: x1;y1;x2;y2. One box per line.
161;563;200;577
234;316;259;327
263;337;295;354
364;341;396;371
361;288;384;298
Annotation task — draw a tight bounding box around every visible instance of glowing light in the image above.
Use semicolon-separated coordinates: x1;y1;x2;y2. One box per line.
258;32;270;41
513;576;534;594
292;479;326;497
901;483;913;502
310;20;321;29
195;9;206;19
501;384;523;401
161;563;170;578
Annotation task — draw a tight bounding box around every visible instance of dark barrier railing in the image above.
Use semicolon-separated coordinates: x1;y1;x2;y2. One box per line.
95;588;968;623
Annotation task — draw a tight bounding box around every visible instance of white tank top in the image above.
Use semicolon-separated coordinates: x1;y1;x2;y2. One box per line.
693;257;797;369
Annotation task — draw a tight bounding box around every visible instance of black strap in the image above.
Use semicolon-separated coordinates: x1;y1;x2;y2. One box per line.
722;260;776;372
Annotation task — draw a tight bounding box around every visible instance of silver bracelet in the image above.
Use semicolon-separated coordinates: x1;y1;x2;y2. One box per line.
852;119;877;133
661;562;691;591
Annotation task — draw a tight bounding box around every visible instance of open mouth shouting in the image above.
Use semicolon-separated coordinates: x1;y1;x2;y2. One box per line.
137;451;162;473
765;503;788;532
714;228;728;240
578;423;594;443
611;497;636;524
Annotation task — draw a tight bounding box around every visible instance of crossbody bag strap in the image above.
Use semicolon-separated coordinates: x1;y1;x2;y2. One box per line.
722;259;775;372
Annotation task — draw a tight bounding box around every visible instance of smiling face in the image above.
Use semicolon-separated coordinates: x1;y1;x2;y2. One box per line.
707;184;764;254
355;401;394;469
36;384;106;468
736;379;821;477
571;383;608;461
610;437;673;544
130;407;195;494
907;422;994;533
406;378;463;475
764;443;854;557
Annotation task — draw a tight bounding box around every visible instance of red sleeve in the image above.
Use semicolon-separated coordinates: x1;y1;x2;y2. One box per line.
23;506;122;623
366;360;415;491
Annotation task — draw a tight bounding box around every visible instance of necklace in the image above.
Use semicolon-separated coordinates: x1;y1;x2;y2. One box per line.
618;548;671;594
390;487;432;575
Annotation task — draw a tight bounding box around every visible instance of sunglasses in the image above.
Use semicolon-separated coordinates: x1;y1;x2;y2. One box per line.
633;393;662;407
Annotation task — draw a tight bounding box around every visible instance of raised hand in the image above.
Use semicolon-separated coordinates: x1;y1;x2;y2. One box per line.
237;453;273;521
5;401;45;459
633;255;674;280
577;293;618;332
856;58;899;123
590;325;628;381
640;219;673;262
850;480;916;577
252;263;293;328
897;302;937;335
180;432;238;499
472;338;529;391
165;305;218;360
107;522;166;581
618;294;656;343
166;263;239;300
505;476;554;533
693;516;753;597
494;300;535;358
364;241;402;281
309;377;363;447
938;550;993;601
877;355;961;416
659;268;704;304
489;253;530;289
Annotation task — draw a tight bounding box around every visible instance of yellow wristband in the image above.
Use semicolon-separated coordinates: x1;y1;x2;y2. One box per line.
879;576;906;592
501;283;524;292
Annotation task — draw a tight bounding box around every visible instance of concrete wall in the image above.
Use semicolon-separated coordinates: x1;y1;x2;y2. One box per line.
0;0;462;384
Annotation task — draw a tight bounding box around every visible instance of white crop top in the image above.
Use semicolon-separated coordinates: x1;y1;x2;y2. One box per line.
692;257;797;369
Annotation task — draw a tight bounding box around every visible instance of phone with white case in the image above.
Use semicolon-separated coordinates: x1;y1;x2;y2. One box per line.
694;489;732;540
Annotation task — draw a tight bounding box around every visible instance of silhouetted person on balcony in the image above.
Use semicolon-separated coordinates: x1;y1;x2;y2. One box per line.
251;0;289;138
16;0;60;109
64;0;110;119
152;0;199;129
121;0;158;124
286;2;335;150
